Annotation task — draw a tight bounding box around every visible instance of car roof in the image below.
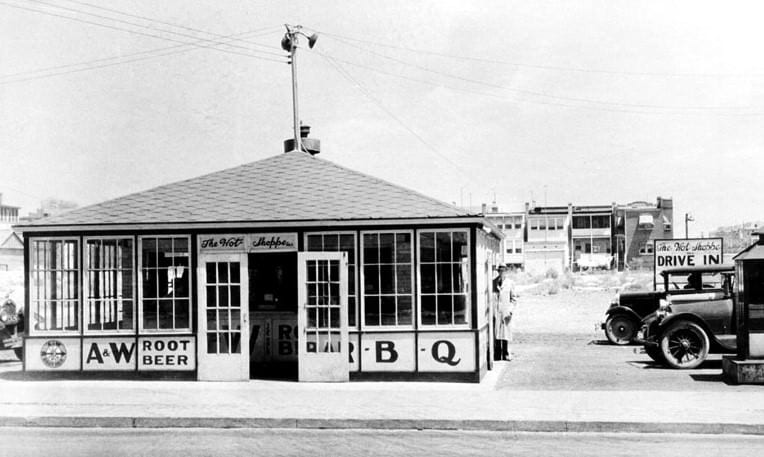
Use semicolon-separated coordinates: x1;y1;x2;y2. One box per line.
660;264;734;276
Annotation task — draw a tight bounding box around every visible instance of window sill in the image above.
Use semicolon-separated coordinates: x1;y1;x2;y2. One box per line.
27;330;81;338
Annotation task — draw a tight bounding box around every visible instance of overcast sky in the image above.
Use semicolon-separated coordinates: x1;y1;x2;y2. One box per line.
2;0;763;236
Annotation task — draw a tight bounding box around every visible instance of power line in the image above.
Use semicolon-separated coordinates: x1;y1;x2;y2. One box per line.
25;0;286;58
321;34;752;111
56;0;282;52
0;1;287;63
0;27;280;84
311;49;764;117
320;53;484;188
316;29;758;79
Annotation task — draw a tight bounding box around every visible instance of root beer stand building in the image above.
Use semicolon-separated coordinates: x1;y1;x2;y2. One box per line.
15;149;502;382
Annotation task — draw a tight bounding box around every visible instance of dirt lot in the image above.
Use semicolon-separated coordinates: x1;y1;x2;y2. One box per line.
512;288;613;335
497;282;756;392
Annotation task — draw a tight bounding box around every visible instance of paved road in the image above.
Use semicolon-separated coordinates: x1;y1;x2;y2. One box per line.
1;428;762;457
497;332;748;391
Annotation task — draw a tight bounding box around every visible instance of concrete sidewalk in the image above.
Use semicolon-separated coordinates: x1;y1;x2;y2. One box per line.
1;363;763;434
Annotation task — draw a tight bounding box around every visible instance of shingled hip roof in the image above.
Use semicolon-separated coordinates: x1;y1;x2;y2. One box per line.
18;151;476;228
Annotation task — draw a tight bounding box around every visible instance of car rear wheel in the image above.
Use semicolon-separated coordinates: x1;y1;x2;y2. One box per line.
605;315;636;345
659;321;709;369
13;347;22;361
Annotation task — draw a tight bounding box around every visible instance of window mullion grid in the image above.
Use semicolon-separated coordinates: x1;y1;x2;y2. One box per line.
392;239;398;326
375;236;381;326
171;238;176;331
447;233;453;326
153;237;159;331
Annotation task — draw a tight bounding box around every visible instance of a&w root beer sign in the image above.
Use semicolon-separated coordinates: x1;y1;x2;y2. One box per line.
654;238;724;289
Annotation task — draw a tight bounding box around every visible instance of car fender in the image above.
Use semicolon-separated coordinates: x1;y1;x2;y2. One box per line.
657;312;729;347
605;306;641;323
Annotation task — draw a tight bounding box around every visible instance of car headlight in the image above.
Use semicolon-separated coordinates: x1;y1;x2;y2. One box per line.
656;298;672;320
0;299;16;323
610;295;620;306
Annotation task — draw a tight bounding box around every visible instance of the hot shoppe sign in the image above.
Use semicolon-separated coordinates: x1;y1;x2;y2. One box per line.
654;238;723;289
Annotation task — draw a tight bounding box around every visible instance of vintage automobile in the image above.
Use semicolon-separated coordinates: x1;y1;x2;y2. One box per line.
0;295;23;360
602;264;734;345
638;266;737;369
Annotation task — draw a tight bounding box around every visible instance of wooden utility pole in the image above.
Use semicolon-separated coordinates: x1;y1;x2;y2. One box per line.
282;25;318;153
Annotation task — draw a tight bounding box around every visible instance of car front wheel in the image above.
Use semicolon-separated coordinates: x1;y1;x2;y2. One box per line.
659;320;709;369
605;315;636;345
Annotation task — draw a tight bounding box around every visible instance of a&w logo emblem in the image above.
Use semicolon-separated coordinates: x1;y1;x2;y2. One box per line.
40;340;67;368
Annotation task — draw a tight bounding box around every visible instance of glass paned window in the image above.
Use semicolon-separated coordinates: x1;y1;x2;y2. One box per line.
30;239;79;332
419;230;470;326
573;216;590;229
362;232;413;327
85;238;134;331
305;233;358;327
592;215;610;228
140;236;191;331
639;243;654;255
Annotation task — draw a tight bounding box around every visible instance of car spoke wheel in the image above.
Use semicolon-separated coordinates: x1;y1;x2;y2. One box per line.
659;321;709;369
605;315;636;345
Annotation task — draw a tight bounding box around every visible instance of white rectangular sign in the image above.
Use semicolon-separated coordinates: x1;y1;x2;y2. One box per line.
198;234;247;252
249;233;298;252
83;337;137;371
360;333;415;372
25;338;81;371
138;336;195;371
654;238;724;288
198;233;298;253
418;332;476;372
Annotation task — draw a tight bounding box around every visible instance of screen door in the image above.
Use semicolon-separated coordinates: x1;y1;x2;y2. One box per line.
197;253;249;381
297;252;349;382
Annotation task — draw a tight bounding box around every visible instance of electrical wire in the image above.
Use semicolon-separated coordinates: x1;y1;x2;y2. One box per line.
311;49;764;117
55;0;283;52
321;53;485;188
321;34;752;112
24;0;286;58
316;29;758;79
0;1;287;63
0;26;281;83
0;32;280;85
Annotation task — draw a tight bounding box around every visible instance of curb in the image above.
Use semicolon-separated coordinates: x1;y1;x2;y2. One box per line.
1;417;764;435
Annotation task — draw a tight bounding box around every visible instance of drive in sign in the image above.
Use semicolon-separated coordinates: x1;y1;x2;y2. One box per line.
654;238;723;289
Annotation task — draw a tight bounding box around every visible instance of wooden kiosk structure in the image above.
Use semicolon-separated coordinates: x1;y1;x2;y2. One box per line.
724;231;764;383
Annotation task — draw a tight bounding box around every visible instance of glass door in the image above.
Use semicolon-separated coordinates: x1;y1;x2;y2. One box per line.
297;252;349;382
197;253;249;381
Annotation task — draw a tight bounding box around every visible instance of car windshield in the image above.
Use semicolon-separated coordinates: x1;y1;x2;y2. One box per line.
667;271;724;291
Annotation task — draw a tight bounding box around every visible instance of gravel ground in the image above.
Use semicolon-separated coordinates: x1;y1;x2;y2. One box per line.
512;288;613;335
497;287;753;391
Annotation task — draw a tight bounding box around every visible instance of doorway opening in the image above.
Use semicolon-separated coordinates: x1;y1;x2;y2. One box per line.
248;252;298;380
